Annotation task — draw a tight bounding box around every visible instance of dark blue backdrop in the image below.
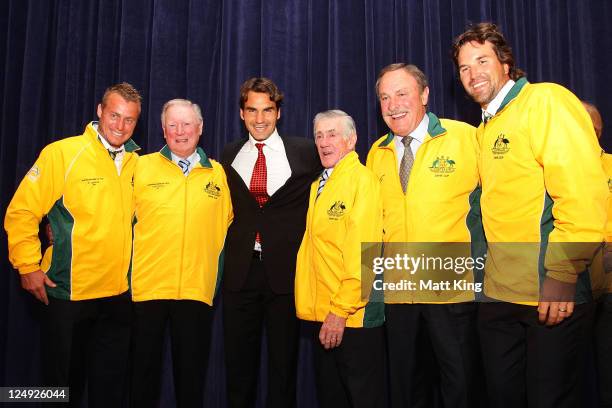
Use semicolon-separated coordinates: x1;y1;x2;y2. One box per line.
1;1;611;407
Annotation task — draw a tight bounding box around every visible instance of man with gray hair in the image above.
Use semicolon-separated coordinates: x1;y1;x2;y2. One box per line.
129;99;232;407
366;63;482;407
295;110;385;408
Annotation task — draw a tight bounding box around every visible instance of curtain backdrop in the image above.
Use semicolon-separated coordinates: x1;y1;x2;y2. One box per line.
1;1;610;406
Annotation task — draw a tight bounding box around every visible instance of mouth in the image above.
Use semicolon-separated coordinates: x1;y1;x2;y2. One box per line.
253;124;268;132
174;138;189;143
470;79;488;91
387;111;408;120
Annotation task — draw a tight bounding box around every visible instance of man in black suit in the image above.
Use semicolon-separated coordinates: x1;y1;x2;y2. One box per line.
221;77;321;408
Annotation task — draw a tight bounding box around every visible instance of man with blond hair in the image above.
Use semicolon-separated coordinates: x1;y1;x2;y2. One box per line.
5;82;142;407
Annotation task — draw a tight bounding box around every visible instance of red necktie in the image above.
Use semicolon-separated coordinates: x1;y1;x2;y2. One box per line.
250;143;269;242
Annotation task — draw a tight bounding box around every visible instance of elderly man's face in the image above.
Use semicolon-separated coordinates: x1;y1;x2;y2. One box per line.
315;117;356;169
378;69;428;137
163;104;202;158
240;91;280;141
96;92;140;148
457;40;510;109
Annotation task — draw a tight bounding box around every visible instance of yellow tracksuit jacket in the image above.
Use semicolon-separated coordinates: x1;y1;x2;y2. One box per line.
366;113;483;303
5;122;139;300
131;146;232;305
295;151;384;328
476;78;607;304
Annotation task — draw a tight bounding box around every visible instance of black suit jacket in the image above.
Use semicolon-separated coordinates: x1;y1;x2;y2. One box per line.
221;135;322;294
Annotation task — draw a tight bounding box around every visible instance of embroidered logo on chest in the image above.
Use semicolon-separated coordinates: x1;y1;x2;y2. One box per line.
491;134;510;158
204;181;221;198
429;156;456;176
327;201;346;219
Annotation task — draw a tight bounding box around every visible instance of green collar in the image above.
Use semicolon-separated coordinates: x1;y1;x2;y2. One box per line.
378;112;446;147
160;145;212;168
497;77;529;113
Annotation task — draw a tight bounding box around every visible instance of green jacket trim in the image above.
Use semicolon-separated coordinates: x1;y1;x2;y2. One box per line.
363;301;385;328
497;77;529;113
46;197;75;300
426;112;446;138
466;186;486;299
124;138;141;153
538;192;593;304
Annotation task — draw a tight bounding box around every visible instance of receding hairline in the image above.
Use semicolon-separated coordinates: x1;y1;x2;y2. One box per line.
313;109;356;141
161;99;204;127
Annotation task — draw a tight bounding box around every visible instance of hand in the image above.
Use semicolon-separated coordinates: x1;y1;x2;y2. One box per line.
20;270;56;305
538;276;576;326
319;312;347;350
538;300;575;326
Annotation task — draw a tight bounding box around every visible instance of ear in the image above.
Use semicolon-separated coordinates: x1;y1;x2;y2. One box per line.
276;107;281;120
420;86;430;106
348;132;357;150
239;109;245;121
97;104;102;119
503;63;510;76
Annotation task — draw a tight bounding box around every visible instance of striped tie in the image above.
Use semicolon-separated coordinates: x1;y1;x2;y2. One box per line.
317;169;329;197
399;136;414;193
178;159;190;175
108;148;123;160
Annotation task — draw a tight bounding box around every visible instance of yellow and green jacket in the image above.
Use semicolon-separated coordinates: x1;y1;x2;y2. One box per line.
366;113;483;303
476;78;607;304
295;151;384;328
130;147;232;305
5;122;140;300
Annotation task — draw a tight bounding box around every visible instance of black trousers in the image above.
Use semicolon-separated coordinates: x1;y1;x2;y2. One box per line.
311;323;385;408
596;294;612;408
222;256;299;408
41;292;131;408
479;301;594;408
130;299;213;408
385;303;479;408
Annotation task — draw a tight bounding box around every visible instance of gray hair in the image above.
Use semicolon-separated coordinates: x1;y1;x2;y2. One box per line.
161;99;203;127
313;109;356;141
375;63;429;97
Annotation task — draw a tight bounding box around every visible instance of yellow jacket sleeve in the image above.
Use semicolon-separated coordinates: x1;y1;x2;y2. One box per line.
5;145;66;274
530;86;607;283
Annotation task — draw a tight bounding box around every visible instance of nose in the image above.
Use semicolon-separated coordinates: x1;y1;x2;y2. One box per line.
387;96;399;112
255;111;265;123
176;123;184;134
116;119;125;131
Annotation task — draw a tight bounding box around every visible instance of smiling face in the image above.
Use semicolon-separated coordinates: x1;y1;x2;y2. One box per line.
314;116;356;169
96;92;140;148
163;104;202;158
240;91;281;141
378;69;429;137
457;40;511;109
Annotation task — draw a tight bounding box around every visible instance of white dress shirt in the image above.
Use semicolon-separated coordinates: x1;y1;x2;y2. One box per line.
393;113;429;172
231;129;292;196
171;151;200;176
482;79;515;121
